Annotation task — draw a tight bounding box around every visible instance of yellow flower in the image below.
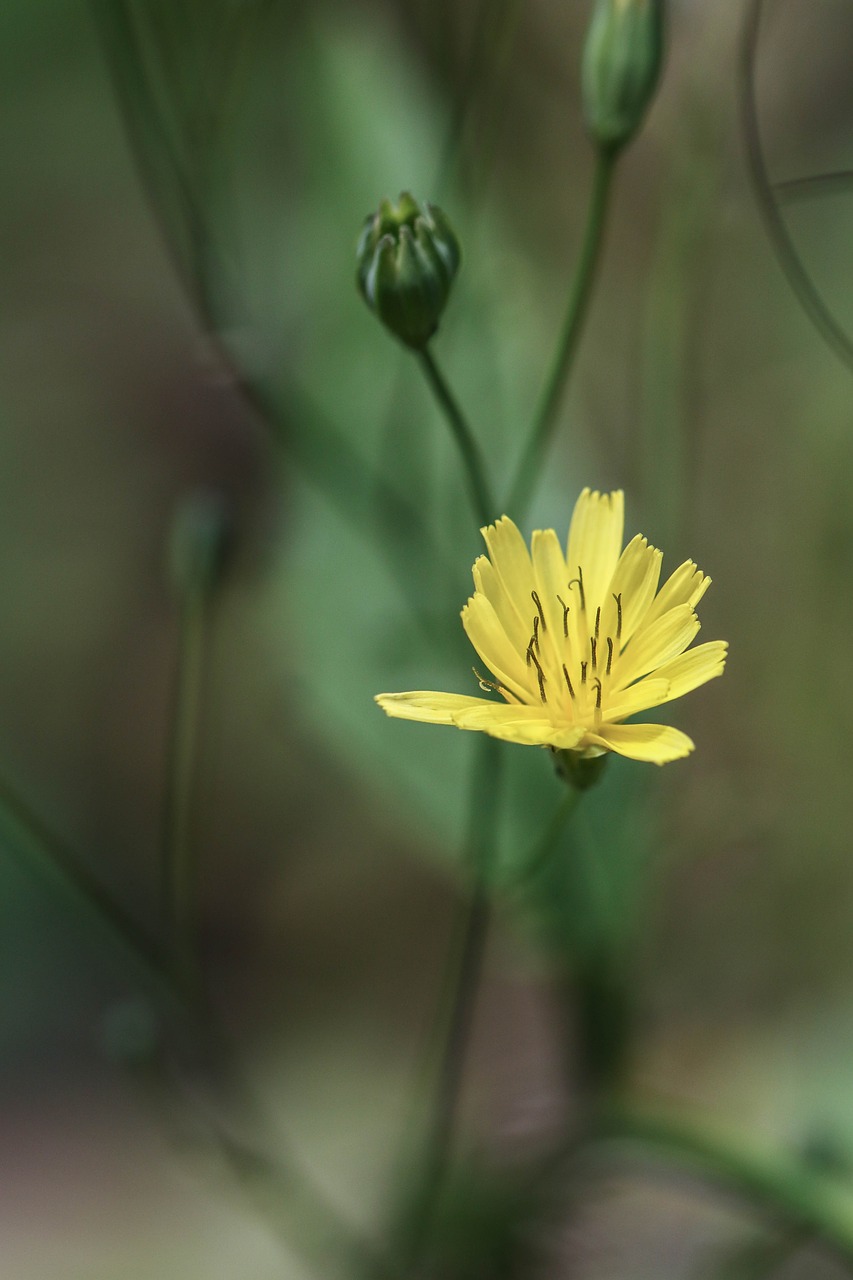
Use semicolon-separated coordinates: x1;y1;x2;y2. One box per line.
376;488;726;765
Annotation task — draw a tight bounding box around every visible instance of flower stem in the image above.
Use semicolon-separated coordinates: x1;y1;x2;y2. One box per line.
588;1102;853;1267
418;347;496;528
508;147;617;517
161;572;210;995
407;737;503;1262
0;773;176;1002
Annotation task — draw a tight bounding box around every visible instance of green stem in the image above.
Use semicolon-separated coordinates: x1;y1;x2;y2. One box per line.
590;1102;853;1267
508;148;617;517
161;574;209;993
406;737;503;1263
0;774;177;1003
418;347;496;528
515;784;581;884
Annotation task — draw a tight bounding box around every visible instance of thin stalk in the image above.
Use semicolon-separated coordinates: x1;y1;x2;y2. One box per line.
93;0;453;629
740;0;853;375
508;148;617;517
418;347;496;528
405;737;503;1263
0;774;176;1003
589;1102;853;1267
514;784;580;885
161;574;209;994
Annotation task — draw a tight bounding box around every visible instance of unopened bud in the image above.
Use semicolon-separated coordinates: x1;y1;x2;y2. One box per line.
356;193;461;349
582;0;664;153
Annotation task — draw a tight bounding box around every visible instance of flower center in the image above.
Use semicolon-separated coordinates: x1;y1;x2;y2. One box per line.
521;568;625;724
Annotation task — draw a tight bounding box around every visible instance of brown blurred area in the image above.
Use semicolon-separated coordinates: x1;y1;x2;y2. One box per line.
3;2;853;1276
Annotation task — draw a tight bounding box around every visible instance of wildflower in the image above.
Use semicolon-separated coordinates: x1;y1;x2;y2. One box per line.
376;489;726;765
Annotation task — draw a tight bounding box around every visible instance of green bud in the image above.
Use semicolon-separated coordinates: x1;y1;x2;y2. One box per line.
356;192;461;349
582;0;664;153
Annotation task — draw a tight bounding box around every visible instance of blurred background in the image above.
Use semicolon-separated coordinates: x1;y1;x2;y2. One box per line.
2;0;853;1275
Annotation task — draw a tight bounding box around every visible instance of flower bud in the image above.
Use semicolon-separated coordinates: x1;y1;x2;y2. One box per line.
356;193;461;349
582;0;664;153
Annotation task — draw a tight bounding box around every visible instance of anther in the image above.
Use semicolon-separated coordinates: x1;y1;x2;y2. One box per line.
472;666;504;696
531;590;547;632
562;664;575;699
591;677;602;710
532;615;541;651
568;566;586;611
528;647;547;703
581;660;588;685
612;592;623;642
594;606;601;643
556;594;570;638
590;637;598;671
606;637;614;676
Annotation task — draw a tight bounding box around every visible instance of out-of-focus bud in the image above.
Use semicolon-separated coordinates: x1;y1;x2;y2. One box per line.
582;0;664;153
356;192;461;349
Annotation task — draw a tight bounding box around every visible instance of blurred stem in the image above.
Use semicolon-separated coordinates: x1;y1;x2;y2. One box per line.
0;772;391;1276
93;0;453;635
0;774;177;1002
516;783;580;884
161;575;210;995
406;737;503;1263
588;1102;853;1267
740;0;853;375
508;148;617;517
418;347;496;527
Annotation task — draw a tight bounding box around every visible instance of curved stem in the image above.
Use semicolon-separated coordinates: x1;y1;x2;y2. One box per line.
0;773;177;1002
508;148;617;517
418;347;497;528
589;1102;853;1267
405;737;503;1263
740;0;853;375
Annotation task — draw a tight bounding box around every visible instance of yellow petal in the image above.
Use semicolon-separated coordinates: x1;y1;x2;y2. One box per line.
531;528;570;677
603;677;671;723
472;555;531;654
598;534;663;647
611;603;700;689
643;560;710;631
650;640;728;701
462;593;532;701
586;722;695;764
481;516;534;609
566;488;624;610
453;702;584;748
375;692;495;724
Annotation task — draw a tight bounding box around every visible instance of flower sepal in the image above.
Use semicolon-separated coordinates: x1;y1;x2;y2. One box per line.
553;748;609;792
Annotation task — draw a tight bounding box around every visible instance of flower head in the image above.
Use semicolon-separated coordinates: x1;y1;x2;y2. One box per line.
376;489;726;765
356;192;461;349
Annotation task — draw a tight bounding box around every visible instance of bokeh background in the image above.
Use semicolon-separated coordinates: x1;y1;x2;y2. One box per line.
3;1;853;1276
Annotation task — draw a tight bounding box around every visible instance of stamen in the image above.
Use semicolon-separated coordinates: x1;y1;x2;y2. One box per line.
532;615;541;651
562;664;575;699
567;566;586;611
472;666;504;696
528;647;547;703
556;594;570;638
531;590;547;632
591;677;602;720
581;660;588;685
590;637;598;671
606;637;614;676
612;592;623;642
594;606;601;642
